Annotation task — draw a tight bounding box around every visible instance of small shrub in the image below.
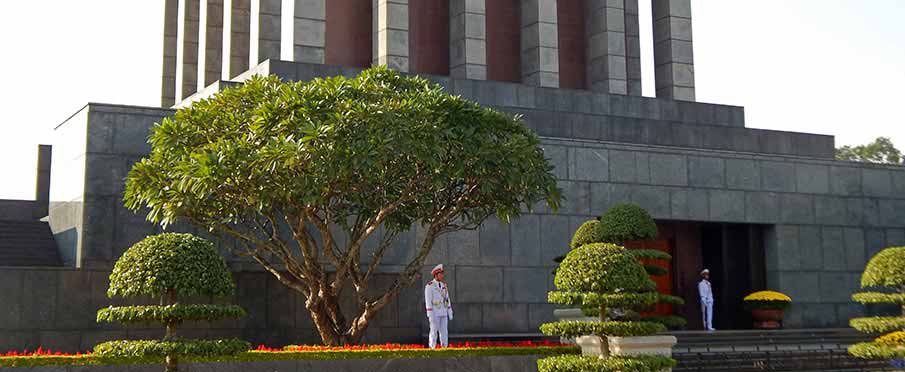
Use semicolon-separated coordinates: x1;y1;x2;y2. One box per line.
848;246;905;361
597;203;657;245
553;243;655;294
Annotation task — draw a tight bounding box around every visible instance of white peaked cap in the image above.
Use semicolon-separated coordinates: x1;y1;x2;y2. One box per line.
701;268;710;275
431;264;444;276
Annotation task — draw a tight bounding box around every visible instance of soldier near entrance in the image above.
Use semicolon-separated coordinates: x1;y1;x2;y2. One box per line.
425;264;453;348
699;269;715;331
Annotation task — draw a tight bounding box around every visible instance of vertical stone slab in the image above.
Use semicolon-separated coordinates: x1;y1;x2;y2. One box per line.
223;0;251;79
623;0;642;96
281;0;326;63
521;0;559;87
161;0;178;107
198;0;224;90
373;0;409;71
585;0;626;94
449;0;487;79
250;0;282;66
175;0;201;101
652;0;695;101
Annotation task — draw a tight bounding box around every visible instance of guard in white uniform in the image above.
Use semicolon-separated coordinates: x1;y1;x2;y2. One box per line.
698;269;715;331
425;264;453;348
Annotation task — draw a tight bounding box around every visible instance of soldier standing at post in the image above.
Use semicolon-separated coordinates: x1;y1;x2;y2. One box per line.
425;264;453;348
699;268;715;331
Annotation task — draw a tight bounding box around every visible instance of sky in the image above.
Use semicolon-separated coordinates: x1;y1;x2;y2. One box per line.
0;1;902;200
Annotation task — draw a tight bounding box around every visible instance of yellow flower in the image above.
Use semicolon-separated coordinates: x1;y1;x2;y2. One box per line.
743;290;792;302
875;331;905;345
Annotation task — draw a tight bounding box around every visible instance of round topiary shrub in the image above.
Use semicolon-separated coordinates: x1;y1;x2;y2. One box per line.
96;233;249;372
570;220;603;249
598;203;657;245
540;243;675;372
849;247;905;360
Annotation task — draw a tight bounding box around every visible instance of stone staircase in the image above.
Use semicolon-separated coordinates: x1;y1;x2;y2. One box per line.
0;220;62;267
670;328;892;371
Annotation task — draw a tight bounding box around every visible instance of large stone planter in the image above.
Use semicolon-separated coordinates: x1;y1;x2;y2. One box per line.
574;335;677;358
553;308;597;344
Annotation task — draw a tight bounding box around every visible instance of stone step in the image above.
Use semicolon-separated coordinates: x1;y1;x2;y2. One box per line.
0;220;61;267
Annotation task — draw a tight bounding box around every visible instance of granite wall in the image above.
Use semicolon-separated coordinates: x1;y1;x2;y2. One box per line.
17;59;905;352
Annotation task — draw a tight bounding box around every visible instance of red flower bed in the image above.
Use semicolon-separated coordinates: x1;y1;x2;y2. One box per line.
1;347;90;357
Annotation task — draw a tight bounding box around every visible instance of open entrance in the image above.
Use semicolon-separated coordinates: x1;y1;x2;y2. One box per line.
628;222;767;330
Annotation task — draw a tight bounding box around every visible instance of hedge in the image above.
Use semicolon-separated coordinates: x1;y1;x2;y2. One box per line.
537;354;676;372
628;249;672;261
642;315;688;329
554;244;655;294
597;203;658;245
860;247;905;288
107;233;235;299
848;342;905;360
0;345;579;368
97;304;247;324
850;316;905;333
657;294;686;306
540;320;665;338
93;339;251;358
548;291;660;309
852;292;905;305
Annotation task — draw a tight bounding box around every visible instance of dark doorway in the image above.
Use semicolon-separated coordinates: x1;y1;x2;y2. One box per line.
699;223;766;330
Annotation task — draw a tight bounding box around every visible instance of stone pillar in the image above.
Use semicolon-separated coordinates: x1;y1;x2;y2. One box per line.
175;0;201;101
198;0;224;90
585;0;625;94
520;0;559;87
250;0;282;66
449;0;486;80
373;0;409;71
34;145;52;220
281;0;326;63
161;0;178;107
652;0;695;101
624;0;642;96
222;0;251;79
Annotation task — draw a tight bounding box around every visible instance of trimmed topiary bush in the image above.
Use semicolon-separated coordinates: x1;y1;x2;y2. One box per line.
597;203;658;245
96;233;249;371
539;242;675;371
849;247;905;360
570;220;603;249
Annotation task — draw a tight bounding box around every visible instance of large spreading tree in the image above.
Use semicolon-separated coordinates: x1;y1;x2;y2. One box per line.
124;67;561;345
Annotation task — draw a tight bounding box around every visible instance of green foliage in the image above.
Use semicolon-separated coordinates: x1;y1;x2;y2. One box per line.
97;304;246;324
657;294;686;306
836;137;903;165
1;345;578;367
571;220;603;249
537;354;677;372
848;342;905;360
628;249;672;261
743;300;791;311
597;203;658;244
93;339;251;358
642;264;667;277
540;320;666;338
850;316;905;333
642;315;687;330
852;292;905;305
859;247;905;289
107;233;235;299
554;243;655;293
549;292;660;314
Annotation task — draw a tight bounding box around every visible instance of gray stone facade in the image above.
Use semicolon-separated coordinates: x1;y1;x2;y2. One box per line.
7;60;897;353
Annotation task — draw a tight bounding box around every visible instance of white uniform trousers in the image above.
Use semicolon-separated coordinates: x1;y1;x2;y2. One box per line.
701;301;714;330
428;315;449;348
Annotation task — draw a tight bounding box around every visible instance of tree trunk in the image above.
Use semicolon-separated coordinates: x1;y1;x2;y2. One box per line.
163;289;178;371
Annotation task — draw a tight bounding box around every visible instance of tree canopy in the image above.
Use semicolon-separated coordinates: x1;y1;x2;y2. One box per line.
836;137;903;165
124;66;561;345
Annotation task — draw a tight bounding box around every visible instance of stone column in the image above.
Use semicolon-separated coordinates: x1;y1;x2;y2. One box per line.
449;0;486;80
373;0;409;71
520;0;558;87
624;0;642;96
176;0;201;101
198;0;224;90
585;0;625;94
652;0;695;101
34;145;52;220
280;0;326;63
222;0;250;79
161;0;178;107
250;0;282;66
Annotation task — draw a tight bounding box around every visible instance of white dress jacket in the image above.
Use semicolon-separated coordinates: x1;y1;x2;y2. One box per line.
424;280;453;317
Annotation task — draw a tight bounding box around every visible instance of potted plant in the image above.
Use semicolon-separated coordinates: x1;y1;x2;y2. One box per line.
742;290;792;329
849;247;905;362
539;243;677;371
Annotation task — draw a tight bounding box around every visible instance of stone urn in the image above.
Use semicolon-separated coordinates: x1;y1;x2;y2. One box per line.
751;308;784;329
